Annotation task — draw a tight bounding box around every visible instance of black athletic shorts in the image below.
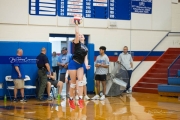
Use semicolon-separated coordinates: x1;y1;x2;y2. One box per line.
95;74;106;81
60;73;65;83
47;80;58;88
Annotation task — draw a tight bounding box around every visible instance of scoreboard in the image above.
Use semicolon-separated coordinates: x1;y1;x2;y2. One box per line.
84;0;108;19
29;0;151;20
58;0;84;17
109;0;131;20
29;0;57;16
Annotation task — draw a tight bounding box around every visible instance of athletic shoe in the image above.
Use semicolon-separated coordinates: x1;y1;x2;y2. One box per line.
68;99;76;109
38;98;46;101
20;98;27;102
126;90;132;94
100;95;105;101
84;95;90;101
13;98;18;102
91;95;100;100
47;96;53;101
78;99;84;109
75;95;79;100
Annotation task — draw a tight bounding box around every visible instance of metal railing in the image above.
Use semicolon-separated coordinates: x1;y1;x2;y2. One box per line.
133;32;170;71
168;55;180;77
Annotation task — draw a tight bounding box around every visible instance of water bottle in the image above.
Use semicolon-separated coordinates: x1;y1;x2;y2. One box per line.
58;99;60;106
58;94;61;101
4;95;7;103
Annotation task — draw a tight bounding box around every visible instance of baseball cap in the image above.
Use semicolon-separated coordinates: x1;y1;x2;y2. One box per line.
62;47;67;51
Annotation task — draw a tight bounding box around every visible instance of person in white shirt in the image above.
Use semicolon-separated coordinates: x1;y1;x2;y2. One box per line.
91;46;109;101
117;46;133;93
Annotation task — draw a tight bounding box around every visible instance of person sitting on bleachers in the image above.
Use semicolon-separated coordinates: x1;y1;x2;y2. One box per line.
46;72;64;100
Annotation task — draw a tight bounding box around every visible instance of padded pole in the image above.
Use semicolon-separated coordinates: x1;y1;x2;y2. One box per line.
87;44;94;92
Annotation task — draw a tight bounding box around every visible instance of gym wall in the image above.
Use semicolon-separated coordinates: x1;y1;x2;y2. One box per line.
0;0;180;89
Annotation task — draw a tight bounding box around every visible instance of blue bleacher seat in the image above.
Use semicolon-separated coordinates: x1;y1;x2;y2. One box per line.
158;84;180;93
168;77;180;85
178;70;180;77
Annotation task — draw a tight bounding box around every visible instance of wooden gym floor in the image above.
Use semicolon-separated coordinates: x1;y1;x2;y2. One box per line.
0;92;180;120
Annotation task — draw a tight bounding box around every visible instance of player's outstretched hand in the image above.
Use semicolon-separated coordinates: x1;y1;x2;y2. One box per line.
86;65;91;70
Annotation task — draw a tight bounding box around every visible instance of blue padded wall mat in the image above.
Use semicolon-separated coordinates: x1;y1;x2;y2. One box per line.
0;42;19;56
87;43;95;92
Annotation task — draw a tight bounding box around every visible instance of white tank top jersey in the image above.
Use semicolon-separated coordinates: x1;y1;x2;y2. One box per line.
95;54;109;75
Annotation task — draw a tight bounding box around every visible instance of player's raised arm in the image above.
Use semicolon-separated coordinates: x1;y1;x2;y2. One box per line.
74;25;79;43
74;15;81;43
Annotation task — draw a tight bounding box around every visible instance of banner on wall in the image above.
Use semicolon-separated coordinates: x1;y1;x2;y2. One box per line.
131;0;152;14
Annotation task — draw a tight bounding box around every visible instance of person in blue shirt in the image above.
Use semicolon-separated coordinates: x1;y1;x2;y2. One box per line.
58;47;72;83
52;51;59;80
11;48;27;102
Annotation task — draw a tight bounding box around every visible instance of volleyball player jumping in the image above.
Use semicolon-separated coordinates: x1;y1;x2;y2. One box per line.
68;16;90;109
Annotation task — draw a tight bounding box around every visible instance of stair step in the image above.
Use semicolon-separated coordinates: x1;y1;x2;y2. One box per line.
146;73;167;78
169;69;180;77
168;48;180;52
167;51;180;54
137;82;159;88
159;59;175;63
163;54;179;59
154;63;170;68
133;87;158;94
156;63;170;66
143;77;167;83
150;68;167;73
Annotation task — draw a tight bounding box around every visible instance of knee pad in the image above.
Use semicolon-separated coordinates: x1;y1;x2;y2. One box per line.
78;81;84;86
83;79;87;85
78;80;86;86
70;83;76;88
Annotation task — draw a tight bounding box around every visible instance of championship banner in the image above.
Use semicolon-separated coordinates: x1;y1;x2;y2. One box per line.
132;0;152;14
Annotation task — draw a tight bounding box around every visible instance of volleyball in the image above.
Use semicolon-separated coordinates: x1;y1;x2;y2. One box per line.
74;15;82;25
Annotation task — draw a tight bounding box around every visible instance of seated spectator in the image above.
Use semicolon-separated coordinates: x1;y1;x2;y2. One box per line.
46;72;64;101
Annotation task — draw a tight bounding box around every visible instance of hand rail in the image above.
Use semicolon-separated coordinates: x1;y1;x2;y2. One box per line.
168;55;180;77
133;32;169;71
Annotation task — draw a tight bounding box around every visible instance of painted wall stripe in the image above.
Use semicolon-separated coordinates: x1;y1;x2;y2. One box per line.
95;51;164;57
